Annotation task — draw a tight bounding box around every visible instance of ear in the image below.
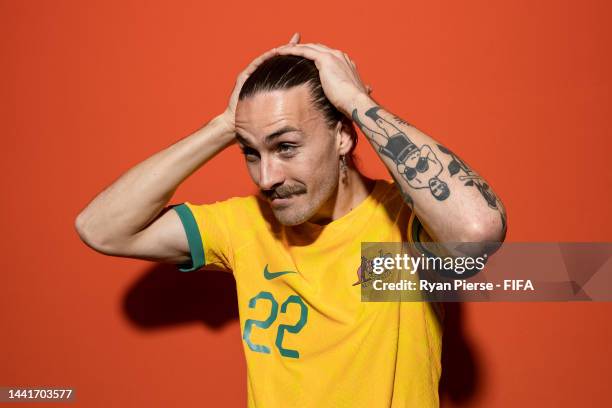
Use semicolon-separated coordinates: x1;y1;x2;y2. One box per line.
335;117;357;156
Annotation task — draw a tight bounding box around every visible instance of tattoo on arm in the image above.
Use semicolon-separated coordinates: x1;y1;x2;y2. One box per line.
389;172;414;209
352;105;506;234
437;144;507;231
352;106;450;201
392;115;411;127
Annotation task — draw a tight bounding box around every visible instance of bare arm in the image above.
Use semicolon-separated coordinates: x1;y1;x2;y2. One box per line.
74;115;234;263
351;93;507;246
75;33;301;266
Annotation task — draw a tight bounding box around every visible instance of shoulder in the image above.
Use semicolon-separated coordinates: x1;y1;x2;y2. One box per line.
374;178;411;212
371;177;421;237
182;194;261;219
180;193;276;235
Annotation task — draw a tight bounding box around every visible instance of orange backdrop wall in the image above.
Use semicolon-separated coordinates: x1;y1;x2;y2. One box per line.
2;0;611;406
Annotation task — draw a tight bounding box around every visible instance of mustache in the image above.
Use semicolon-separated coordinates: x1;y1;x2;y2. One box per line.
263;184;307;200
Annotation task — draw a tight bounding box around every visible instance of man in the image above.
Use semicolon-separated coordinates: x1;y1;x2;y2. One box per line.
75;33;506;407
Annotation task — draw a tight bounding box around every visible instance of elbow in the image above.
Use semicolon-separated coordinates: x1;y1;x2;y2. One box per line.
461;220;506;243
74;211;90;244
74;212;118;255
457;216;506;256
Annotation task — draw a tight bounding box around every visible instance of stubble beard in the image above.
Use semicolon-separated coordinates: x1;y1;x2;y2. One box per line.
272;169;340;227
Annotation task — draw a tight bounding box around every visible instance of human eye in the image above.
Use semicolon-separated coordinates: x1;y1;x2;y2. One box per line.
277;143;298;157
240;146;260;162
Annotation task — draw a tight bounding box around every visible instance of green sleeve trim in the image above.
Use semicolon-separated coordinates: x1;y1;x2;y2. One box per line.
173;203;205;272
411;215;438;259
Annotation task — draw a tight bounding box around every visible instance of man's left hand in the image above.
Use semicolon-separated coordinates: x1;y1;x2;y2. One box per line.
276;41;372;117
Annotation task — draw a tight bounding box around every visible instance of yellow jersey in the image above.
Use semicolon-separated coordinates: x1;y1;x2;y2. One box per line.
173;178;443;407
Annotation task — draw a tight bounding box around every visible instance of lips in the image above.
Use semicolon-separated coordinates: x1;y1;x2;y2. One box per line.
270;195;295;206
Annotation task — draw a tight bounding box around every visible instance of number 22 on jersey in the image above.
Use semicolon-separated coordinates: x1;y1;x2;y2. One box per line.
242;291;309;359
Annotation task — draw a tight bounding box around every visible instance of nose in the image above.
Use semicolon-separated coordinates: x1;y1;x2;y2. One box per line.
258;155;285;191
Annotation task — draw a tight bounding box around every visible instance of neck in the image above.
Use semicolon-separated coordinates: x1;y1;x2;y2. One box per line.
307;167;376;225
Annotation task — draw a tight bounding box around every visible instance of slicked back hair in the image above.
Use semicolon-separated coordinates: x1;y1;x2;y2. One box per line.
238;55;358;160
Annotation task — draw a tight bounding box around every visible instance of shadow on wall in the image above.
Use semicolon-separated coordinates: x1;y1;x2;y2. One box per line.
439;303;482;407
122;265;481;404
123;264;239;329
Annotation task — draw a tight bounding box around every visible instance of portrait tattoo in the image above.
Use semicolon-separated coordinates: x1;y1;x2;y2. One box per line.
437;144;507;230
390;172;414;209
352;106;450;201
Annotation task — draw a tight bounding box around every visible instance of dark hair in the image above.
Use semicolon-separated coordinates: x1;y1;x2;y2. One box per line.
238;55;358;159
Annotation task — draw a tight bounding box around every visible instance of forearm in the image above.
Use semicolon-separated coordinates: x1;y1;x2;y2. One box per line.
351;94;507;245
76;114;234;248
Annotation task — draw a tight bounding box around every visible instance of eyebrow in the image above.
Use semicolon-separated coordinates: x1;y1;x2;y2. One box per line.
236;125;301;147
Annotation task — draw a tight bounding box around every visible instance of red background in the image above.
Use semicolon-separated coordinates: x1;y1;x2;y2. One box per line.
2;0;611;406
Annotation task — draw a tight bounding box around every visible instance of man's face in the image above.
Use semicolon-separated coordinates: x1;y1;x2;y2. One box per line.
406;150;420;166
235;84;340;226
429;178;450;200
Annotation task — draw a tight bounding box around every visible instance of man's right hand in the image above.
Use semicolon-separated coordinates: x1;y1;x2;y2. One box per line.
75;33;301;269
218;32;301;132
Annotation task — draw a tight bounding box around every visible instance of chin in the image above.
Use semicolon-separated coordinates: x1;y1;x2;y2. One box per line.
271;196;318;226
269;181;336;226
272;208;311;226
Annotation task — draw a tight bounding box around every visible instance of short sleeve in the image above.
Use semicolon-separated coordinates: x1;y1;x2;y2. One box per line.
172;201;234;273
408;212;433;242
407;211;443;258
408;212;464;260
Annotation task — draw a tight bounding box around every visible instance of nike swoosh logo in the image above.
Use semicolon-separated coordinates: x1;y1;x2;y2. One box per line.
264;264;297;280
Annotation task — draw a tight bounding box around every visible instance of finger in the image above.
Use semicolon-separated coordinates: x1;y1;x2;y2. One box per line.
289;32;300;45
241;47;281;77
301;43;338;56
301;43;352;64
279;43;335;58
300;43;335;55
312;42;335;52
242;36;304;78
276;44;329;62
343;52;356;69
237;37;307;86
312;43;346;60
